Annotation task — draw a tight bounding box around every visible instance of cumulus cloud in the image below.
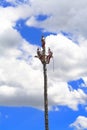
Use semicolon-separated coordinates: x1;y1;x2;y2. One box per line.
0;32;87;110
25;0;87;38
0;28;22;56
46;34;87;81
1;0;87;38
0;0;87;110
70;116;87;130
48;82;86;110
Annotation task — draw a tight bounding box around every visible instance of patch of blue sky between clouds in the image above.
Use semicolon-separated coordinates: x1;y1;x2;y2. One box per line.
68;78;87;94
68;78;85;90
0;0;28;7
10;0;28;5
14;19;56;46
0;0;12;7
36;14;49;22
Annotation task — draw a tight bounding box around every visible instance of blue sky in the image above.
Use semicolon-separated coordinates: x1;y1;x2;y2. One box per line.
0;0;87;130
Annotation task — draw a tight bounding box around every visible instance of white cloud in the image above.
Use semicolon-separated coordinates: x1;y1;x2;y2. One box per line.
70;116;87;130
1;0;87;38
0;28;22;52
25;0;87;38
46;34;87;81
0;1;87;110
0;4;35;33
48;82;86;110
0;32;87;109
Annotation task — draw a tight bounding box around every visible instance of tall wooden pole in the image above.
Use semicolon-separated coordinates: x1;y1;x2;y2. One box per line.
43;47;49;130
35;36;53;130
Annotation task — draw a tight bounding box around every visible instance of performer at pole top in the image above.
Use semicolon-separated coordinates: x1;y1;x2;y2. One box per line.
37;48;41;57
47;48;53;64
35;36;53;64
41;36;45;49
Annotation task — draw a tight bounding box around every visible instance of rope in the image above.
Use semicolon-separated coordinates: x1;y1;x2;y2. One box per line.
53;57;54;72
